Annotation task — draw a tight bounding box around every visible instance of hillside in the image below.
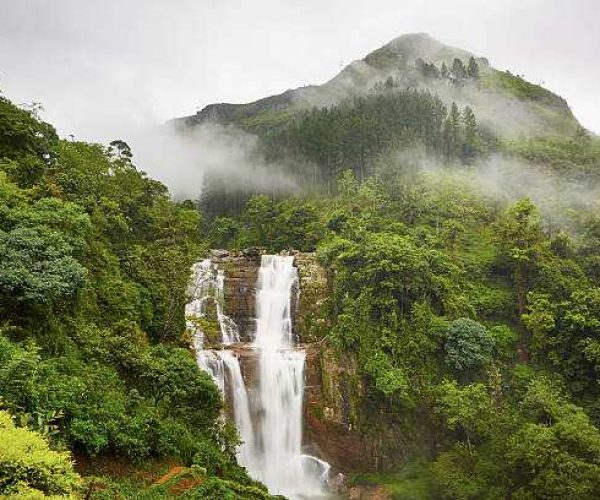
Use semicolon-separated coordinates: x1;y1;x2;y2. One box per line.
168;34;595;220
171;33;579;138
2;31;600;500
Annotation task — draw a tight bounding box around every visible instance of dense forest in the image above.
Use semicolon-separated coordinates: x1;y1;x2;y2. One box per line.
206;146;600;498
197;55;600;498
3;35;600;499
0;92;278;498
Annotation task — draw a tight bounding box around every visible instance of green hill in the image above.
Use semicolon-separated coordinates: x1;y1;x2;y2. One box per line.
172;33;579;139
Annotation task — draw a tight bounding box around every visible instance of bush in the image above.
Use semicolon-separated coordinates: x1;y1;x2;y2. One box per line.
185;476;273;500
0;410;81;497
444;318;495;370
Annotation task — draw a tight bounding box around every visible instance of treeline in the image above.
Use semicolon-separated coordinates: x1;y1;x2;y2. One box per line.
415;56;481;83
261;89;481;188
199;88;484;218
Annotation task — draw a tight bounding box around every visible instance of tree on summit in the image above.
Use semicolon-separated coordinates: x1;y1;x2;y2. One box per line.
451;58;467;81
441;62;449;79
467;57;480;79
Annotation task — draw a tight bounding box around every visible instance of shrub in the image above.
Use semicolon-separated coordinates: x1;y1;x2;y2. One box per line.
0;410;81;497
444;318;495;370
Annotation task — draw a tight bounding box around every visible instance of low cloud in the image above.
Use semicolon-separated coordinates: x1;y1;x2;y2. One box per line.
129;123;298;200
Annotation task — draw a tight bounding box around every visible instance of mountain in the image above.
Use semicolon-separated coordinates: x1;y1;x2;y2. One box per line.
171;33;579;138
3;29;600;500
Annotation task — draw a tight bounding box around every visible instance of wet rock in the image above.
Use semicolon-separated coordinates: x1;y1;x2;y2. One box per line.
294;253;331;343
241;246;263;257
210;248;230;258
205;250;422;473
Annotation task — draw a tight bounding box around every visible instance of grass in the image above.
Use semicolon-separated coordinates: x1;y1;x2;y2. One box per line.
503;136;600;180
483;70;560;105
350;461;434;499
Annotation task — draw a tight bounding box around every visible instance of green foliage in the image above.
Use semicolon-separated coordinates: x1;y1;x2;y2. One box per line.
263;90;478;185
505;135;600;181
444;319;495;371
0;96;58;188
487;70;563;105
209;195;322;252
524;288;600;397
350;462;433;500
0;410;81;497
0;93;250;494
181;476;275;499
506;378;600;499
494;198;544;315
0;226;86;306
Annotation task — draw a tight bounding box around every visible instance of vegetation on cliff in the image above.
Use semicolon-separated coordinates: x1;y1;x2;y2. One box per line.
207;142;600;498
0;92;275;498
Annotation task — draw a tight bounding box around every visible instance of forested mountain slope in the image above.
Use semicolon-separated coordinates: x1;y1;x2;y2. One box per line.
2;31;600;500
171;34;594;217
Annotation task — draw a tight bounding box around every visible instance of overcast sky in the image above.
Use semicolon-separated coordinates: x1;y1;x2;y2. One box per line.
1;0;599;146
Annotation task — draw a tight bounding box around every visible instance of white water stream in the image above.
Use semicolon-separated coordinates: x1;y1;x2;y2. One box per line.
186;255;330;499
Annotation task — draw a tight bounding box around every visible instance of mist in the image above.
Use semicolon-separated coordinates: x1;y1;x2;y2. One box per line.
1;0;599;148
385;148;599;233
130;123;298;200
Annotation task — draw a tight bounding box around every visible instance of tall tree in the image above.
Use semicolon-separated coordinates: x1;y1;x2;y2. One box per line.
462;106;478;159
451;58;467;81
441;62;449;79
495;198;544;316
467;57;480;79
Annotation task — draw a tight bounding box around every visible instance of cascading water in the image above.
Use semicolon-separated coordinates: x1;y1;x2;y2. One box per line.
186;258;239;390
248;255;328;498
186;255;330;499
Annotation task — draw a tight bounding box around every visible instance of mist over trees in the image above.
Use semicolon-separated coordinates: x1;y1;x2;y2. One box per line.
2;32;600;499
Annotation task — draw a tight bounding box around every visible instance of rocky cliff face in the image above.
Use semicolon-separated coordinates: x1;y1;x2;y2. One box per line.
215;250;261;341
209;249;422;473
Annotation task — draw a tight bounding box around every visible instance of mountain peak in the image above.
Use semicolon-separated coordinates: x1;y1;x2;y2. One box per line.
172;32;576;138
364;32;477;70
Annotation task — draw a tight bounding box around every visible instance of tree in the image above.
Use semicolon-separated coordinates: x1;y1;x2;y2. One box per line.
467;57;480;79
441;62;449;79
435;380;493;453
462;106;478;160
495;198;544;316
242;195;278;245
507;378;600;499
523;288;600;397
0;95;58;188
0;226;86;307
444;102;462;158
444;318;495;371
451;58;467;82
108;139;133;162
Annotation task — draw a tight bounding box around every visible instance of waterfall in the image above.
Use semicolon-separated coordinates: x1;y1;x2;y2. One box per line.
219;350;255;467
186;259;239;349
249;255;327;498
187;255;330;499
186;258;240;391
